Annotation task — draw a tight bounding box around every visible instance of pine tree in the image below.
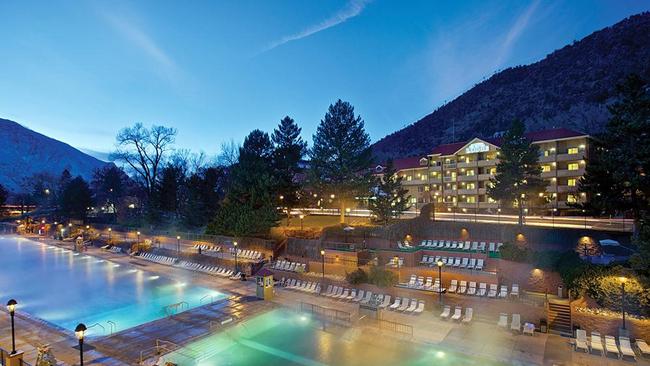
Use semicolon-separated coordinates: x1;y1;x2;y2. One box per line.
207;130;279;236
272;116;307;225
487;120;545;225
60;176;93;220
368;160;411;226
310;99;373;224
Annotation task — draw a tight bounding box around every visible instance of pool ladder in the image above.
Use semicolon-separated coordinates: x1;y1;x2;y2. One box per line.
164;301;189;317
200;294;216;305
86;322;106;335
107;320;117;335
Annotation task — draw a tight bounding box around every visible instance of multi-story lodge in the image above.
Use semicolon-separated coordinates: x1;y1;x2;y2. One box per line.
376;128;590;214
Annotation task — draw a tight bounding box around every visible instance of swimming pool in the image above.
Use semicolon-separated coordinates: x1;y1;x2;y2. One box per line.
0;236;225;336
162;309;505;366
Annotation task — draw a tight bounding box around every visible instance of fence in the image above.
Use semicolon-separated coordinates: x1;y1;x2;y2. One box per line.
299;302;351;327
364;318;413;338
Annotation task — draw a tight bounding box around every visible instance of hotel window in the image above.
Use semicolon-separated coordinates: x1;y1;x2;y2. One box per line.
466;183;476;190
568;163;579;171
424;185;430;192
489;168;497;175
467;196;476;203
568;147;579;155
567;178;577;187
542;165;551;172
488;197;496;203
544;150;550;157
466;170;475;176
410;197;417;204
406;175;413;181
567;194;577;203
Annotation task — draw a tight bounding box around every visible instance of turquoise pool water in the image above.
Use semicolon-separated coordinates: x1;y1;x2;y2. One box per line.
0;236;224;336
163;309;504;366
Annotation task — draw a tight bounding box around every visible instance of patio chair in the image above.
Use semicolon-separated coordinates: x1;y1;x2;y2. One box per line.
453;258;461;267
618;337;636;360
467;258;476;270
397;298;411;312
338;288;350;299
462;308;473;324
575;329;589;352
416;276;425;289
523;323;535;336
389;297;401;310
467;282;477;296
420;240;427;247
511;284;519;298
476;259;484;271
448;279;458;293
636;339;650;356
322;285;333;296
451;306;462;321
478;242;486;251
471;241;478;250
590;332;604;355
329;286;342;297
604;335;620;358
450;241;458;249
360;291;373;304
353;290;365;302
498;285;508;298
497;313;508;328
440;305;451;319
510;314;521;332
345;289;357;301
420;255;429;265
460;257;468;268
458;281;467;294
424;277;433;290
488;284;498;298
404;299;418;313
489;242;496;252
463;241;471;250
413;300;425;314
408;275;417;287
379;295;392;308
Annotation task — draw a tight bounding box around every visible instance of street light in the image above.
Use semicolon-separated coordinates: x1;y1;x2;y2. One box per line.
320;249;325;282
552;208;557;228
299;214;305;230
75;323;87;366
436;260;444;305
177;236;181;255
619;277;627;330
6;299;17;354
497;208;501;224
108;227;112;242
582;209;587;229
137;231;141;243
233;241;238;272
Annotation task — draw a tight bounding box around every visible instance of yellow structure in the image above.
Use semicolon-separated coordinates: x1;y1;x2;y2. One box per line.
255;268;274;300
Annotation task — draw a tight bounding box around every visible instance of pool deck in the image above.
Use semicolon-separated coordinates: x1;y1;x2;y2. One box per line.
4;235;648;366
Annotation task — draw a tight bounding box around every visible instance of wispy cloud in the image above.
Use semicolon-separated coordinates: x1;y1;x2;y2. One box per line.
493;0;540;68
101;11;181;81
261;0;371;53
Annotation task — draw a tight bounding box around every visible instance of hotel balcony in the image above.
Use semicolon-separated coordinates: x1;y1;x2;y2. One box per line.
541;171;556;179
557;168;585;177
442;189;458;195
402;179;426;185
479;202;499;209
443;163;457;169
477;159;498;167
457;202;479;209
539;155;556;163
443;176;456;182
478;173;492;181
556;153;585;162
478;188;487;195
457;161;477;168
545;185;557;193
428;166;442;172
557;185;579;193
458;189;478;195
457;175;477;182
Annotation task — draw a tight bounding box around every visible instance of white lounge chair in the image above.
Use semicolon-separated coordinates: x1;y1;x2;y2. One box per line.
497;313;508;328
404;299;418;313
338;289;350;299
379;295;392;308
590;332;604;355
467;282;477;296
360;291;373;304
511;284;519;298
322;285;333;296
477;282;487;297
636;339;650;356
451;306;462;321
575;329;589;352
440;305;451;319
397;298;411;312
498;285;508;298
604;335;620;358
389;297;401;310
618;337;636;360
462;308;473;324
476;259;484;271
488;284;498;298
467;258;476;270
511;314;521;332
448;279;458;293
352;290;365;302
424;277;433;290
458;281;467;294
413;300;425;314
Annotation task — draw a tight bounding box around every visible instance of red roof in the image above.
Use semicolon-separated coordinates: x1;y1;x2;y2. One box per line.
393;156;424;170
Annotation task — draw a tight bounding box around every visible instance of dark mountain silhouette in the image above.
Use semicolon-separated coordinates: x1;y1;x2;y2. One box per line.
0;118;109;192
372;12;650;160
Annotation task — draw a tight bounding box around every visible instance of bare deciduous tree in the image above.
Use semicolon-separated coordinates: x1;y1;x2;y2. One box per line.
110;123;176;197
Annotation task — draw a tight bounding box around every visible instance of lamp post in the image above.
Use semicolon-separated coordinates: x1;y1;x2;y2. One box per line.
552;208;557;228
394;255;401;283
320;249;325;282
233;241;238;272
299;214;304;231
620;277;627;330
582;209;587;229
137;231;141;244
7;299;17;354
437;260;444;305
497;208;501;225
75;323;87;366
177;236;181;256
108;227;112;242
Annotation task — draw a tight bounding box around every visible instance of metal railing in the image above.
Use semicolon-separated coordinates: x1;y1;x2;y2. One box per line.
365;318;413;338
299;302;351;327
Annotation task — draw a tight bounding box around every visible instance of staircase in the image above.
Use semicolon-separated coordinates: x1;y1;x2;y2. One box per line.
547;300;572;336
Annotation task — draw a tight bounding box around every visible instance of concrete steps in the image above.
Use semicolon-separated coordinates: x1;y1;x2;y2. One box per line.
547;300;572;336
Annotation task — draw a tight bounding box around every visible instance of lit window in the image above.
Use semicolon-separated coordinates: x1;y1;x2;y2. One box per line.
568;163;579;171
410;197;417;204
466;170;475;176
542;165;551;172
466;183;476;190
567;194;577;203
424;186;430;192
567;179;576;187
568;147;579;155
406;175;412;181
467;196;476;203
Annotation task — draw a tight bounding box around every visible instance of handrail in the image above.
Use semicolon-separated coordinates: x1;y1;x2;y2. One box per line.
200;294;215;305
85;322;106;335
106;320;117;335
164;301;189;316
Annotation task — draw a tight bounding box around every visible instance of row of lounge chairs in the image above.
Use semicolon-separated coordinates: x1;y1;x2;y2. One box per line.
194;244;221;252
387;257;405;268
403;275;445;292
279;278;321;294
229;248;262;261
449;280;519;298
396;241;414;250
420;255;484;270
575;330;644;360
137;252;177;265
420;240;503;252
273;260;307;273
174;260;241;280
101;245;123;253
439;305;473;323
321;286;426;315
386;297;425;314
498;313;522;332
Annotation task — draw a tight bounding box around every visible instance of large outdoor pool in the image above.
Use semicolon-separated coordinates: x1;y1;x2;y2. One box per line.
162;309;505;366
0;236;225;336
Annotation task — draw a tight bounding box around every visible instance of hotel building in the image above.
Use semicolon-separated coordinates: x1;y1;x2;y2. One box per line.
377;128;590;214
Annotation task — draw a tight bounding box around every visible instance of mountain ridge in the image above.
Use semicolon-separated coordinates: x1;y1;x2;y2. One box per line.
372;12;650;160
0;118;110;193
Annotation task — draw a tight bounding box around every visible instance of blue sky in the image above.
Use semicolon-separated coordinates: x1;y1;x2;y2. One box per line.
0;0;648;160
